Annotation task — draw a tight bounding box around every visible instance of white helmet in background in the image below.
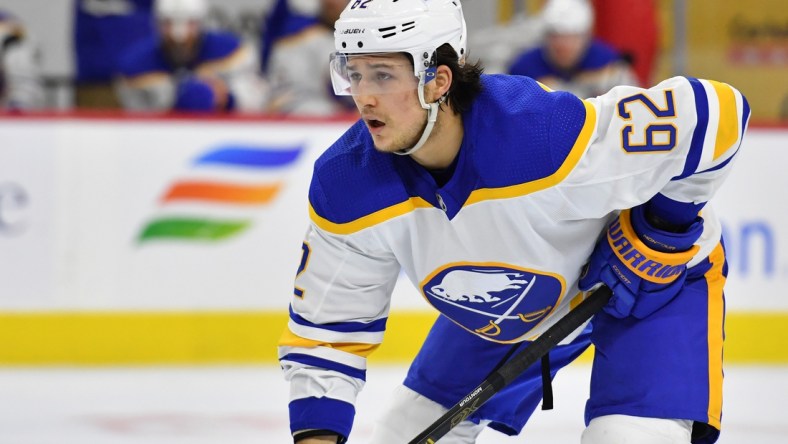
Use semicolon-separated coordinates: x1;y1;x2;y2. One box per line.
155;0;208;43
542;0;594;34
155;0;208;22
333;0;466;79
155;0;208;58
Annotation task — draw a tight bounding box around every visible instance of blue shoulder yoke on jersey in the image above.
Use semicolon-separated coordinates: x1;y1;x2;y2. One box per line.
309;75;591;230
117;30;243;78
196;31;243;66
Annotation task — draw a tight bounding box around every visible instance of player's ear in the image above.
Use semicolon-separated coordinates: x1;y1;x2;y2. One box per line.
431;64;452;103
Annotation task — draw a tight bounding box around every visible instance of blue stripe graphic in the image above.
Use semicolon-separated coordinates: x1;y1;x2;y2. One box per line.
280;353;367;381
195;145;303;168
674;77;709;180
289;306;388;333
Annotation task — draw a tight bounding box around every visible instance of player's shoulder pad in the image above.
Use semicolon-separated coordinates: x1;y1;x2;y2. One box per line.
199;31;244;62
580;39;623;70
467;74;594;188
309;120;410;228
117;37;167;78
508;47;552;79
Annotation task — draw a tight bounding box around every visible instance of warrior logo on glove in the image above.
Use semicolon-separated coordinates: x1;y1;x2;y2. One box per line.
580;207;703;319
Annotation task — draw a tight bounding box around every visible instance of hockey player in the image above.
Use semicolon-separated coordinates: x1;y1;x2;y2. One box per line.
508;0;639;98
278;0;750;443
115;0;266;112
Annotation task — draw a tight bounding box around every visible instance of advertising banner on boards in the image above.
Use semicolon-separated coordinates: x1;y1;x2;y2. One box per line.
0;118;784;312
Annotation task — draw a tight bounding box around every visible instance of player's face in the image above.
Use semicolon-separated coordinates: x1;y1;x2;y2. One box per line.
546;32;589;70
159;19;201;67
346;55;427;153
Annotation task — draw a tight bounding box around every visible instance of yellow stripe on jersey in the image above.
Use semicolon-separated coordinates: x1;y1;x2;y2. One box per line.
309;196;433;235
704;242;726;429
708;80;739;161
536;81;553;92
464;99;597;206
279;328;381;358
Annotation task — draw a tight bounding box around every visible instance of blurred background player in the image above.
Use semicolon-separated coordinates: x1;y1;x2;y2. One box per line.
0;10;44;110
508;0;638;98
115;0;267;113
263;0;356;116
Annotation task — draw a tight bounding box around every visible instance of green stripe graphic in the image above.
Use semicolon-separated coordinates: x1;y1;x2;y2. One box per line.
139;218;251;242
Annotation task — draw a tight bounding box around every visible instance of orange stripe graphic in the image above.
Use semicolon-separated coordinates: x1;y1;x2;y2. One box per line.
163;181;282;204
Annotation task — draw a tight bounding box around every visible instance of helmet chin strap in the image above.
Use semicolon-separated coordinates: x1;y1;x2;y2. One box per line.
394;72;445;156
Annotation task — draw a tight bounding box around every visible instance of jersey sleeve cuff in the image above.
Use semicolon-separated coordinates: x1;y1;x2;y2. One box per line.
645;193;705;228
289;397;355;439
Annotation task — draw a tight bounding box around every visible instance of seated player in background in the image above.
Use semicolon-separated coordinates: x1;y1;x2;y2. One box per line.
115;0;267;113
0;10;44;110
508;0;638;98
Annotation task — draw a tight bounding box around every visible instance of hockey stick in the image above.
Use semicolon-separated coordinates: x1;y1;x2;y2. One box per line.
408;285;612;444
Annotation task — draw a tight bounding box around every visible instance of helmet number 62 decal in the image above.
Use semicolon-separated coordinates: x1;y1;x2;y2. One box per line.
351;0;373;9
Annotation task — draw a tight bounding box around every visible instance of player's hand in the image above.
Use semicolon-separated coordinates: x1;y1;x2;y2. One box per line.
579;206;703;319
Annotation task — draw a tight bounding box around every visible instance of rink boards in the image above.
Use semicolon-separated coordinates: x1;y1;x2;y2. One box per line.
0;114;785;364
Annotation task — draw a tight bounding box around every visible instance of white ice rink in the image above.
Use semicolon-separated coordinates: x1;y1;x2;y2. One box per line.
0;364;785;443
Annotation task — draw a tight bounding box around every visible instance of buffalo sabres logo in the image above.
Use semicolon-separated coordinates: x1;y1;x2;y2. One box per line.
421;263;565;343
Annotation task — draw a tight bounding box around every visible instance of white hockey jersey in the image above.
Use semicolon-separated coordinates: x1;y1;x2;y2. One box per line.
278;74;750;437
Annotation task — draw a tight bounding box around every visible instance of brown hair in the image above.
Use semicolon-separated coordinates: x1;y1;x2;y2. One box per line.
436;43;484;115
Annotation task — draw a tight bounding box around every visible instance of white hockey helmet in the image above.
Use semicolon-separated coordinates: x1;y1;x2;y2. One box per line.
542;0;594;34
332;0;467;82
155;0;208;23
155;0;208;43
